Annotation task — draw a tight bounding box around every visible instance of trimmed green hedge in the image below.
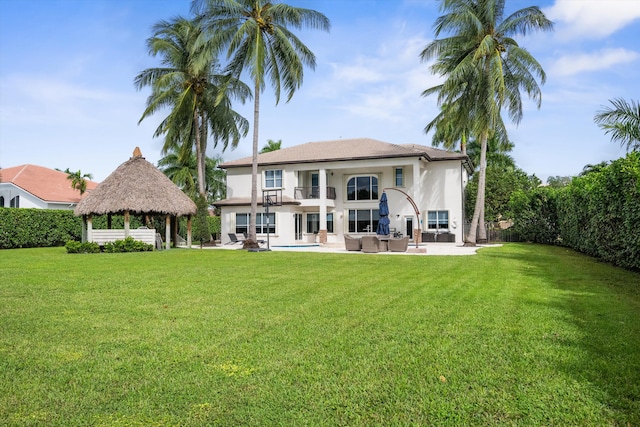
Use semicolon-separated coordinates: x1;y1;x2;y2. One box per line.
557;152;640;270
509;152;640;271
0;208;82;249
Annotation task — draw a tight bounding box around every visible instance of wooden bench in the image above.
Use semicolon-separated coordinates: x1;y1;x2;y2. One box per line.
91;229;157;247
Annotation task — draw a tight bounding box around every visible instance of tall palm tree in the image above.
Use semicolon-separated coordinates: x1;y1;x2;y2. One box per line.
421;0;553;244
135;17;250;198
260;138;282;154
192;0;330;241
64;169;93;196
594;98;640;152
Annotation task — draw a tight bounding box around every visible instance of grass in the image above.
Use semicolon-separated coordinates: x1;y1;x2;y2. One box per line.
0;244;638;426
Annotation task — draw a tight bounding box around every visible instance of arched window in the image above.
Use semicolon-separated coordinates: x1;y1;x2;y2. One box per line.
0;196;4;207
10;195;20;208
346;176;378;201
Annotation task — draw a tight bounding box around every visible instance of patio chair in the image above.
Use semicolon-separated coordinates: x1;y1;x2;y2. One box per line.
361;235;380;253
344;235;362;251
226;233;245;245
388;236;409;252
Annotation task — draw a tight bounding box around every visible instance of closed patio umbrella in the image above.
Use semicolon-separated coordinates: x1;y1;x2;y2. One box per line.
376;191;390;236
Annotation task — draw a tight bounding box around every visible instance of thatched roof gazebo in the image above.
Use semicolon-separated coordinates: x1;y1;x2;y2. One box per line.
74;147;197;249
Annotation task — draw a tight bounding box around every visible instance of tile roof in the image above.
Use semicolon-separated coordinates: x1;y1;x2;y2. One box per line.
0;164;99;204
220;137;471;169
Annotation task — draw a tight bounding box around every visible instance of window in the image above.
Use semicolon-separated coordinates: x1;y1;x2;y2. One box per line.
10;196;19;208
235;213;276;235
327;213;334;233
395;167;404;187
427;210;449;230
0;196;4;207
306;213;319;234
264;169;283;188
306;212;334;234
347;176;378;201
348;209;379;233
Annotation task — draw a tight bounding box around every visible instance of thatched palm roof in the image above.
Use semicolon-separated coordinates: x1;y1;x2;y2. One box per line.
74;148;196;217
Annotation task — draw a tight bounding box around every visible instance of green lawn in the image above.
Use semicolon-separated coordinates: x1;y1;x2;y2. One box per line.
1;244;638;426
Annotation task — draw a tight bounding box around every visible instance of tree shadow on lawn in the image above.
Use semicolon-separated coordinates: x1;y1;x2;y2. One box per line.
486;244;640;424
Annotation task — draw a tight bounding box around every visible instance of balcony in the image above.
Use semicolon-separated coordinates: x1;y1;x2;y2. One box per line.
294;186;336;200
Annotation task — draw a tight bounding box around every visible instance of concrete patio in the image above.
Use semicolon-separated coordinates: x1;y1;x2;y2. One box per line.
192;242;502;256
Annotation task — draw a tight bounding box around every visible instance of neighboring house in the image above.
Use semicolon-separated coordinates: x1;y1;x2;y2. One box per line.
0;164;98;210
215;138;473;245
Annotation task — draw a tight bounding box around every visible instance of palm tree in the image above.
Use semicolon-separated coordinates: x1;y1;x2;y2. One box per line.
135;17;250;199
421;0;553;244
158;148;227;203
594;98;640;152
64;169;93;195
260;139;282;154
192;0;330;242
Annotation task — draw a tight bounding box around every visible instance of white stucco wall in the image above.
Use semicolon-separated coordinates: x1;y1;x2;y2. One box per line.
0;184;47;209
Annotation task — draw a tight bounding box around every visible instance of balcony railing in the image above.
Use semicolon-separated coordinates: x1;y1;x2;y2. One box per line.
294;186;336;200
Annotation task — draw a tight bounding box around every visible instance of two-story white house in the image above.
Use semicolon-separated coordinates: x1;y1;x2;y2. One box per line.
215;138;473;246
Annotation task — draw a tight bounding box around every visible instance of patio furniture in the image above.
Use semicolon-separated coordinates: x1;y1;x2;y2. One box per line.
344;235;362;251
388;236;409;252
226;233;245;245
362;235;381;253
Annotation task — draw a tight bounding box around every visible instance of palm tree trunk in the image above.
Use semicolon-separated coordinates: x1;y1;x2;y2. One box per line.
194;109;206;198
465;130;488;245
249;80;260;241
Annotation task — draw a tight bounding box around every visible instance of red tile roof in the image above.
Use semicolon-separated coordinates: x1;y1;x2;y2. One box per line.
0;164;99;204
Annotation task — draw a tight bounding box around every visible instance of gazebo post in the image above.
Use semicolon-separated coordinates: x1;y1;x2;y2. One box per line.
124;210;130;238
187;215;193;247
87;214;93;243
172;216;178;247
165;214;171;250
81;215;87;243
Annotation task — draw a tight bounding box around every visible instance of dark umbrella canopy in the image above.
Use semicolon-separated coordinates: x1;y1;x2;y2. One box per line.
376;192;390;235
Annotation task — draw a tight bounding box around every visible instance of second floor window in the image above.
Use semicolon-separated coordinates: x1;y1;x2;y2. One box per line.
395;167;404;187
347;176;378;201
265;169;283;188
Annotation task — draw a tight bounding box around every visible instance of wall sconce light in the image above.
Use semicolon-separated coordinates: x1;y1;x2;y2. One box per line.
396;214;400;218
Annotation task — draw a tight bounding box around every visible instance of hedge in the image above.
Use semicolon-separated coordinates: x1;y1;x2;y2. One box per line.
509;152;640;271
557;152;640;270
0;208;82;249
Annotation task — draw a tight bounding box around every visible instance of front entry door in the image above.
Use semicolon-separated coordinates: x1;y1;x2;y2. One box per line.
295;213;303;241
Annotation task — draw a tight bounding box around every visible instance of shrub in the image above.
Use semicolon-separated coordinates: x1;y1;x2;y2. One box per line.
103;237;154;253
65;240;100;254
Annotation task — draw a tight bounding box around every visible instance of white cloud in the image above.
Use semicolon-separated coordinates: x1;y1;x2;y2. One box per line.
546;0;640;39
550;48;639;76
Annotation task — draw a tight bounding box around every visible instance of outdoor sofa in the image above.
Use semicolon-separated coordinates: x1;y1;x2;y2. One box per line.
344;235;362;251
388;236;409;252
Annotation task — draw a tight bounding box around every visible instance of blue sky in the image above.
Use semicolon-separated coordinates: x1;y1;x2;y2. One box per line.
1;0;639;182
